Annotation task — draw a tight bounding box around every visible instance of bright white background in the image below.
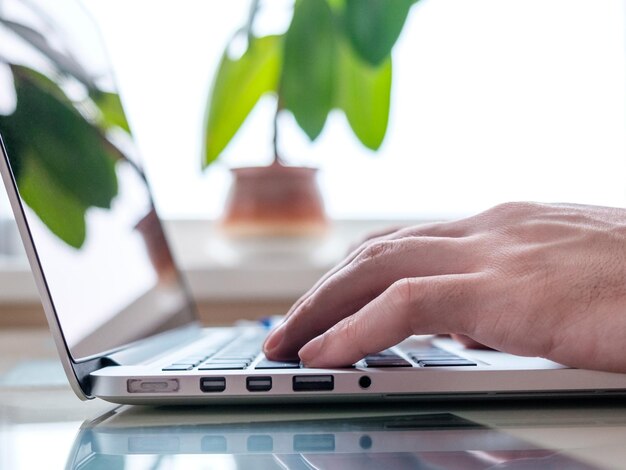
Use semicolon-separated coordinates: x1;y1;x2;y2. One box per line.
4;0;626;222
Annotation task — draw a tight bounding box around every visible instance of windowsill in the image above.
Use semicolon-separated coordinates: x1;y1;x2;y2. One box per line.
0;218;432;303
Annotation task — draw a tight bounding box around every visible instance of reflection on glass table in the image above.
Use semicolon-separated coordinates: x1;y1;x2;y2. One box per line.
68;411;595;469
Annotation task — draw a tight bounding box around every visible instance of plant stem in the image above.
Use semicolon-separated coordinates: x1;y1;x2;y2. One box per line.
272;102;284;165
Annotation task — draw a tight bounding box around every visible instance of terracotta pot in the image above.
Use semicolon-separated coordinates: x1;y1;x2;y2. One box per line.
219;162;329;238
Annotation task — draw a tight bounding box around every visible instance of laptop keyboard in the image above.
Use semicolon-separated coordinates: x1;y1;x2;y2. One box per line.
163;332;266;371
163;332;477;371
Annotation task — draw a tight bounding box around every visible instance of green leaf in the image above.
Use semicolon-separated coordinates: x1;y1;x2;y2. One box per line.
342;0;414;66
335;40;392;150
90;90;131;133
281;0;335;141
11;66;118;209
19;154;87;249
203;35;282;167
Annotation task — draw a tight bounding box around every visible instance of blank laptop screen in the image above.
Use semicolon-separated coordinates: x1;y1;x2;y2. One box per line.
0;0;196;360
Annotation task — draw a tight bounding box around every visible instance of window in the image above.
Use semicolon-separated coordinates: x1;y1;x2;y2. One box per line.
25;1;626;220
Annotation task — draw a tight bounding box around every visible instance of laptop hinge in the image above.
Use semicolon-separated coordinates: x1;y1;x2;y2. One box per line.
74;321;202;398
73;356;120;397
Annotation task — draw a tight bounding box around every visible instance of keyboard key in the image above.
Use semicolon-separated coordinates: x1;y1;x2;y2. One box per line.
162;365;194;371
255;359;301;369
407;347;464;363
212;356;257;361
364;358;412;367
198;363;248;370
409;355;457;361
200;360;250;367
418;360;477;367
207;358;251;364
364;350;412;367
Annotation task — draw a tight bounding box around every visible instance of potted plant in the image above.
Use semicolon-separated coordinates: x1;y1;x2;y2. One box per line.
203;0;417;240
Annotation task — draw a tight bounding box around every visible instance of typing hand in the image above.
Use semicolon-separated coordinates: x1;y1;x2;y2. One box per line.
263;203;626;372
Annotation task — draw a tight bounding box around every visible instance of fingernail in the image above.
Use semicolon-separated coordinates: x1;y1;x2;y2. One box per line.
299;334;326;365
263;322;287;353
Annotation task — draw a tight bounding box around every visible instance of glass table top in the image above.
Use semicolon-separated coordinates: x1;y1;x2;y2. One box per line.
3;384;626;469
68;409;599;469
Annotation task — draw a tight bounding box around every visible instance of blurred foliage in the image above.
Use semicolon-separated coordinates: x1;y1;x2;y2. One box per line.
0;3;132;248
281;0;335;141
204;35;282;167
203;0;418;167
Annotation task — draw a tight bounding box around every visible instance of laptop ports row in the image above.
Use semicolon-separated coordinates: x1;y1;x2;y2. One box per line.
200;375;336;393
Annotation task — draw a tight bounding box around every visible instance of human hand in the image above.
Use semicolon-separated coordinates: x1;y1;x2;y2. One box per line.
263;202;626;372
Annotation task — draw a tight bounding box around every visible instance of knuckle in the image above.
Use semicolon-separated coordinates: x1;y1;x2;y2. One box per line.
391;226;417;238
342;316;360;342
389;278;423;336
403;223;443;238
389;278;415;309
476;202;542;232
338;316;368;356
297;294;314;313
356;239;398;265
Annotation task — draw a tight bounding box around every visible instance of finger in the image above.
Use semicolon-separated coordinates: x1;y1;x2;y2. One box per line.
274;220;469;325
299;274;482;368
265;236;475;360
263;220;472;356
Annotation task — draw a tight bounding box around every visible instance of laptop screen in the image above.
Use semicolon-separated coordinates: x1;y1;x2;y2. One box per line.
0;0;196;360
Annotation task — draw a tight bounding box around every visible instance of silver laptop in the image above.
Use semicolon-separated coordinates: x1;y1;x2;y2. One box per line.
2;0;626;405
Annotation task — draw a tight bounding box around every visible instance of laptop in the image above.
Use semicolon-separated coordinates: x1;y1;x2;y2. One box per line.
2;0;626;405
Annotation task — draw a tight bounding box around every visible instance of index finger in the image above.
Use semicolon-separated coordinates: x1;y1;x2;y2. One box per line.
299;274;482;368
271;220;469;326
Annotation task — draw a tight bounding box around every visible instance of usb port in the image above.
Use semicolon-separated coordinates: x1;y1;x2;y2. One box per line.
247;376;272;392
293;375;334;392
200;377;226;393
